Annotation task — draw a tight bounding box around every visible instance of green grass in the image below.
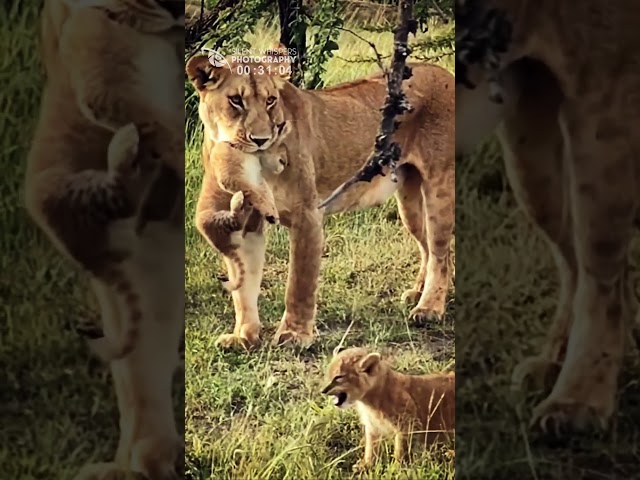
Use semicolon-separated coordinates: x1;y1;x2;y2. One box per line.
1;2;124;479
184;20;455;480
455;138;640;479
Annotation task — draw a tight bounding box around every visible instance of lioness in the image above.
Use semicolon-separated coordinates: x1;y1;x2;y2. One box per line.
456;0;640;434
321;348;455;471
25;0;184;478
186;51;455;350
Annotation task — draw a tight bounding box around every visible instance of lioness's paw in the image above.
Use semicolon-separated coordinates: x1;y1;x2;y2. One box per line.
107;123;139;173
530;394;613;436
401;288;422;305
272;324;314;347
409;306;443;324
352;460;371;474
131;436;183;480
74;462;143;480
215;327;261;351
511;356;561;395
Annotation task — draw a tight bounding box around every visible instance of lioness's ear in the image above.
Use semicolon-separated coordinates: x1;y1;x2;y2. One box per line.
186;54;227;91
359;353;381;374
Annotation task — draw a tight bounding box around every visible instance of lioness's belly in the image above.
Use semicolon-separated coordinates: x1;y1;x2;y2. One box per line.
267;170;400;222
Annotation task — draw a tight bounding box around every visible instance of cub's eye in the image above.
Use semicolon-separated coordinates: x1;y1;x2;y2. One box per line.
266;96;277;106
228;95;243;108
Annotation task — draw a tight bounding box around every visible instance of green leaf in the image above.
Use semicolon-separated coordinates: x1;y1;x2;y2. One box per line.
326;40;339;51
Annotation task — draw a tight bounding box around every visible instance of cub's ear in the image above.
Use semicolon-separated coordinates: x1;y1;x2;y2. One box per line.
358;353;381;374
186;54;228;91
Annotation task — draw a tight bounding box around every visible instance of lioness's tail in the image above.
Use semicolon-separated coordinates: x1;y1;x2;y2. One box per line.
87;265;142;362
221;250;245;291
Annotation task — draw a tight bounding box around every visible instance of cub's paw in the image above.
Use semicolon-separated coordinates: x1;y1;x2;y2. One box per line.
243;193;279;225
107;123;140;174
511;356;561;395
401;288;422;305
74;462;143;480
530;394;613;436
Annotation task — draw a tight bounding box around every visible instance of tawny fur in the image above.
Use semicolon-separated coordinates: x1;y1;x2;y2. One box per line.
456;0;640;434
186;49;455;351
27;0;182;362
321;348;455;471
208;121;293;224
24;1;184;478
206;191;254;292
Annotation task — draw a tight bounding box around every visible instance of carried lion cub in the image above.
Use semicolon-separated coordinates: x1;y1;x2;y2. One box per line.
205;191;255;291
322;347;455;471
208;121;292;224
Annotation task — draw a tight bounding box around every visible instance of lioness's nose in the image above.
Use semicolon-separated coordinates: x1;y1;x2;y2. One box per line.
250;135;269;147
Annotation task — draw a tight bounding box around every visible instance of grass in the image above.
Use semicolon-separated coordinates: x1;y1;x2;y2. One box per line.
455;138;640;479
1;2;124;479
184;18;455;480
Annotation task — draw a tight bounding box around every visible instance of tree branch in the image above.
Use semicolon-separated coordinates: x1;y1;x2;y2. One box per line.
318;0;418;210
185;0;238;56
455;0;512;102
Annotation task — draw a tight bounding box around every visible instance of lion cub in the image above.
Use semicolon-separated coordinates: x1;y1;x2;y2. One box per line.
209;121;291;223
322;347;455;471
208;191;255;291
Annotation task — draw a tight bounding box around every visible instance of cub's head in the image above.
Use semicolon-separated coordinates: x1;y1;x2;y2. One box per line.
186;49;292;153
321;348;386;408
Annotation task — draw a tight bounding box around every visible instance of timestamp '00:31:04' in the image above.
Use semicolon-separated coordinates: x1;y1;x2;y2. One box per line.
236;64;292;76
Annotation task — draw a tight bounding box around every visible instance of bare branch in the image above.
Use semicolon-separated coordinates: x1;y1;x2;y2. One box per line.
336;26;388;75
185;0;237;56
319;0;418;210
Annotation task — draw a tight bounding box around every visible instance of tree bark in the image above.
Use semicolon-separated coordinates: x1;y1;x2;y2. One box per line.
277;0;307;86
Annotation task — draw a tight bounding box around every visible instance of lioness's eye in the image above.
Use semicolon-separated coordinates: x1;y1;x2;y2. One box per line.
266;96;277;106
333;375;345;382
228;95;243;108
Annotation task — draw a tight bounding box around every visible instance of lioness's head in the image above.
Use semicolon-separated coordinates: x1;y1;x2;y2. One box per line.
186;49;291;153
321;348;387;408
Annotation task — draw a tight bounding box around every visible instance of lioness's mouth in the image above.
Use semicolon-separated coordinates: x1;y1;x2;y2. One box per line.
333;392;348;407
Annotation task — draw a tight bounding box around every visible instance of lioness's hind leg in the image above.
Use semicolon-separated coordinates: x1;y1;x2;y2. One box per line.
410;167;454;322
531;108;633;434
394;165;429;305
494;65;575;395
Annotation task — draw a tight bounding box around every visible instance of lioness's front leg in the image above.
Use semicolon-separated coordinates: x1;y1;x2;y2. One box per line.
75;221;184;480
273;207;324;346
195;173;265;350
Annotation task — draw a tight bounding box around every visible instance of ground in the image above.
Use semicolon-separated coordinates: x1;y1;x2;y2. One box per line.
184;20;456;480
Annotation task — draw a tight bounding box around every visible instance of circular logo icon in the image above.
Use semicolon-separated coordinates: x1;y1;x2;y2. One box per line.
206;50;227;68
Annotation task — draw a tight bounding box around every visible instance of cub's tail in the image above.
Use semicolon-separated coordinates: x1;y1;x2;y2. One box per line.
86;265;142;362
221;249;245;292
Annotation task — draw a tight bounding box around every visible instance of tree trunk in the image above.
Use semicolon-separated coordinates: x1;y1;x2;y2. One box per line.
277;0;307;86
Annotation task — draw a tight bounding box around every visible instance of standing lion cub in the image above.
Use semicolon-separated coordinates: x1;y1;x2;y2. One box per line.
321;348;455;471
